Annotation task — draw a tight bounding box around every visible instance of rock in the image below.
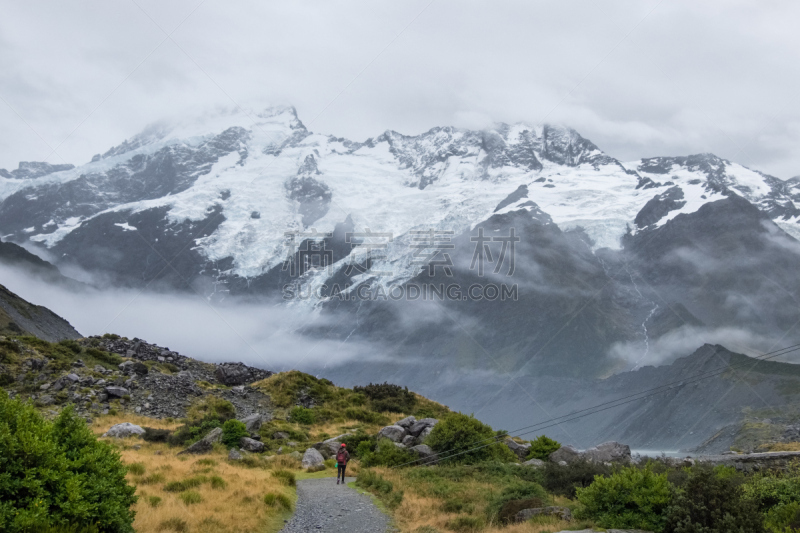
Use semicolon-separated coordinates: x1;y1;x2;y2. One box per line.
320;433;352;455
394;442;407;449
240;413;269;434
378;425;407;442
214;362;272;386
103;422;145;439
38;395;54;406
408;418;439;437
289;451;302;460
66;373;80;382
119;361;134;372
419;426;434;441
229;448;243;461
584;441;631;464
401;435;417;447
104;386;129;398
287;441;298;447
505;438;532;461
93;365;105;372
395;416;416;428
240;437;265;453
523;458;545;467
515;506;572;523
277;446;284;454
302;447;325;468
273;431;290;440
410;444;439;465
39;383;50;390
549;445;582;464
179;427;223;455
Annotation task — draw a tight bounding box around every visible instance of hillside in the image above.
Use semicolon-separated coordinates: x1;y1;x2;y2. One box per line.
0;284;80;341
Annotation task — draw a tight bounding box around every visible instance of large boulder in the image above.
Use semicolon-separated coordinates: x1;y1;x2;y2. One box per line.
523;458;545;468
320;434;352;455
302;447;325;468
378;425;407;442
214;363;273;386
419;426;434;441
228;449;243;461
401;435;417;447
549;445;582;464
179;427;223;455
103;422;145;439
505;438;532;461
410;444;439;465
395;416;416;429
584;441;631;464
408;418;438;437
240;437;265;453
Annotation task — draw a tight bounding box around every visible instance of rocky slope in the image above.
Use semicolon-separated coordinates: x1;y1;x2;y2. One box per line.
0;284;80;341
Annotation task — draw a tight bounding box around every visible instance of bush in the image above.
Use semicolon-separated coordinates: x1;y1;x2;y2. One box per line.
187;396;236;425
163;477;204;492
486;482;548;524
357;469;404;509
576;465;671;531
0;393;137;533
445;515;485;532
343;407;388;424
167;419;221;447
138;473;166;485
272;469;296;487
178;491;203;505
147;495;162;508
221;419;248;448
0;373;14;386
340;431;377;458
127;462;146;475
289;406;316;425
542;459;611;497
263;492;293;511
361;438;417;467
426;413;516;465
142;427;171;442
353;382;417;413
743;465;800;532
526;435;561;461
84;347;122;367
664;463;765;533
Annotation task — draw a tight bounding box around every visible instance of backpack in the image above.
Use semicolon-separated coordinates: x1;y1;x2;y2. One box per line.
336;449;348;463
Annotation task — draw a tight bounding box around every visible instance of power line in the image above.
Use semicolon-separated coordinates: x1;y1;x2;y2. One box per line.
393;342;800;467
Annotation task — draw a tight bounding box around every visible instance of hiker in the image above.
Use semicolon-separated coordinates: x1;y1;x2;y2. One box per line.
336;443;350;484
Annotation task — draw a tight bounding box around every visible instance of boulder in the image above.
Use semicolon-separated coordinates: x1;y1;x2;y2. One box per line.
584;441;631;464
419;426;434;441
66;373;80;382
228;449;243;461
103;422;145;439
378;425;407;442
240;437;265;453
515;506;572;523
523;458;545;468
240;413;269;434
37;395;54;406
505;438;532;461
273;431;290;440
104;386;129;398
179;427;223;455
320;434;352;455
395;416;416;428
408;418;439;437
410;444;439;465
401;435;417;447
549;445;582;464
301;448;324;467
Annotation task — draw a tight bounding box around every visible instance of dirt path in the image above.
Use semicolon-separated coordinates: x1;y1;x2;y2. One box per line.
280;477;395;532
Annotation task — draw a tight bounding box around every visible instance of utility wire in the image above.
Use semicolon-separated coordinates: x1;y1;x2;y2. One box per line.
393;342;800;467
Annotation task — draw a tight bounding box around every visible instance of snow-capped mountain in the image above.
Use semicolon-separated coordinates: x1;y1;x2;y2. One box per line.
1;105;798;300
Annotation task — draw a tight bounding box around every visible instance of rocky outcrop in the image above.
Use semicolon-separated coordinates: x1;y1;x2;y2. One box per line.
378;425;407;442
505;438;532;461
409;418;438;437
240;413;270;434
102;422;145;439
240;437;265;453
179;427;222;455
215;362;273;386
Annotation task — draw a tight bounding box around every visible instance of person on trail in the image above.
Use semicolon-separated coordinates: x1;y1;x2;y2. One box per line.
336;443;350;485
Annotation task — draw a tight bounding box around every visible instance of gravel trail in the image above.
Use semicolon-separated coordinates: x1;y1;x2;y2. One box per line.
280;477;395;532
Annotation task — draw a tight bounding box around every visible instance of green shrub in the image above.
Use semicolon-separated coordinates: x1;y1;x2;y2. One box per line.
272;469;296;487
542;459;611;497
127;462;146;475
341;431;377;458
163;477;204;492
289;406;316;425
357;469;404;509
209;476;227;489
84;347;122;366
744;465;800;532
0;393;137;533
576;465;671;531
138;473;166;485
526;435;561;461
445;515;484;532
186;396;236;425
263;492;293;511
57;339;82;354
178;491;203;505
0;373;14;387
344;407;388;424
353;382;416;413
167;419;221;447
158;517;188;532
221;419;248;448
486;482;548;524
426;413;516;465
361;438;417;467
147;495;162;508
142;427;172;442
664;463;765;533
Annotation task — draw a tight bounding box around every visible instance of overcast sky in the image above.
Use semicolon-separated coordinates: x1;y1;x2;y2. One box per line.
1;0;799;178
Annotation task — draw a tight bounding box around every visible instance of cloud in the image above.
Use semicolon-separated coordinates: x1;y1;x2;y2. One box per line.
607;324;795;369
0;262;387;371
1;1;800;177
